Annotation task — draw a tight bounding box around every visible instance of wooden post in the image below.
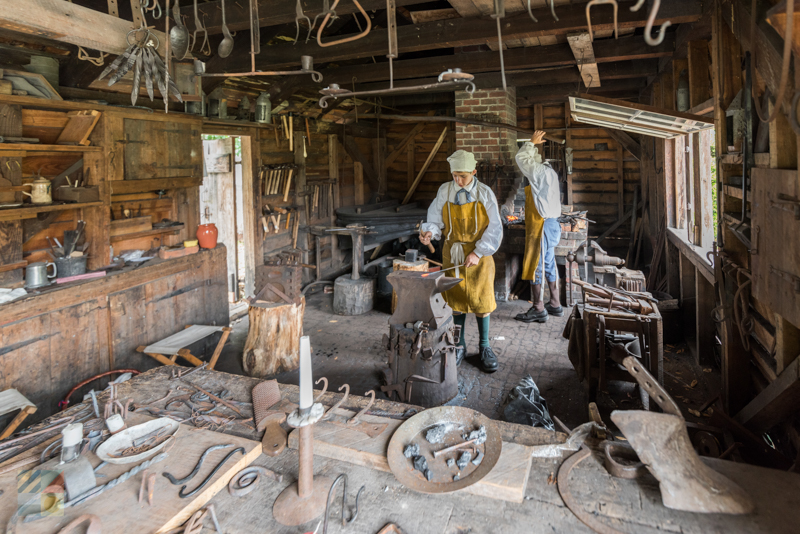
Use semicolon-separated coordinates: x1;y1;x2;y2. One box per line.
617;145;624;220
242;135;258;298
403;127;447;205
696;275;715;366
688;40;711;109
407;140;415;189
564;103;573;206
354;162;364;205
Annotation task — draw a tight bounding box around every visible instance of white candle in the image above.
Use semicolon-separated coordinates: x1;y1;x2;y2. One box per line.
299;336;313;409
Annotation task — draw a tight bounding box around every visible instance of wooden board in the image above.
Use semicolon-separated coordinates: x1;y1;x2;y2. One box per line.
0;413;261;534
110;216;152;237
287;409;533;503
56;110;101;146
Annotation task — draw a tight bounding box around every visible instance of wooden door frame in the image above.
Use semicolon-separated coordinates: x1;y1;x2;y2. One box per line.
201;127;260;300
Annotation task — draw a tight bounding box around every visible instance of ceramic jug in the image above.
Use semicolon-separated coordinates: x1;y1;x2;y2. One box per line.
196;223;218;249
25;261;57;288
22;176;52;205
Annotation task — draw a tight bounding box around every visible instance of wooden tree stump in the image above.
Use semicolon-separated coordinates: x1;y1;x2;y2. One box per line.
333;276;374;315
243;298;305;377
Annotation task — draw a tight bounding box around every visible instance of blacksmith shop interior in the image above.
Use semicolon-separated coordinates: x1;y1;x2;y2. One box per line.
0;0;799;532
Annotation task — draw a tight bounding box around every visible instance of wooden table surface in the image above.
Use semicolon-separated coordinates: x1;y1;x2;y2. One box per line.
7;367;800;534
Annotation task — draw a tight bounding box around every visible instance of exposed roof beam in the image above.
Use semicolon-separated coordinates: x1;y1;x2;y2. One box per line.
567;32;601;88
157;0;431;35
320;34;674;85
517;78;647;101
351;60;658;92
0;0;171;56
220;0;700;71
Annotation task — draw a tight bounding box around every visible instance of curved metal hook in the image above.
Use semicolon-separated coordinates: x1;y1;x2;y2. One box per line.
314;377;329;403
323;474;364;534
586;0;618;41
643;0;671;46
630;0;645;11
549;0;559;21
347;390;374;425
526;0;537;22
322;384;350;420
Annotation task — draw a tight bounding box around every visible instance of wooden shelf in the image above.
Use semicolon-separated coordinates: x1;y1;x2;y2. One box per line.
0;201;103;222
109;224;184;243
109;177;201;195
0;143;102;153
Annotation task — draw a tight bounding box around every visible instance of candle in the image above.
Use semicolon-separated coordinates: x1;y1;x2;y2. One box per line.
299;336;313;409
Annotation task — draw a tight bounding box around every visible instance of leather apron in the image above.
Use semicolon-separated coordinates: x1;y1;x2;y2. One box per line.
441;196;496;314
521;184;545;281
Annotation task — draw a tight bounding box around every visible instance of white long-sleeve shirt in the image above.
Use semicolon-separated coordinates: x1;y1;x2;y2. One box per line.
515;142;561;219
420;178;503;258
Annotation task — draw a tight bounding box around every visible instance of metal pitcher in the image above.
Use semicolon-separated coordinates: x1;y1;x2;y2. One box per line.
22;176;52;205
25;261;57;288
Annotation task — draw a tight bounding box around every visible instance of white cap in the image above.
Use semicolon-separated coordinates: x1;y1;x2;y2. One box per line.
447;150;477;173
61;423;84;447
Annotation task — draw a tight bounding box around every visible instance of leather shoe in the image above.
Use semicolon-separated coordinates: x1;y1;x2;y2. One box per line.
455;346;466;366
514;305;548;323
477;346;499;373
545;302;564;317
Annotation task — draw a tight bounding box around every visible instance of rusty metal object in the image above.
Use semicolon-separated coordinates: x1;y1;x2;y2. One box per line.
179;447;244;498
388;271;461;330
387;407;501;494
322;474;364;534
56;514;102;534
611;411;754;514
347;390;374;426
602;441;647;479
317;0;371;47
586;0;618;41
138;469;156;505
559;447;627;534
607;343;679;416
321;384;348;420
163;444;234;485
183;509;208;534
314;378;329;401
432;438;477;458
228;466;283;497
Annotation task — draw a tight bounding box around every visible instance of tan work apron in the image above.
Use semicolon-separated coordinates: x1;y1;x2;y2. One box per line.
522;184;545;281
441;198;496;314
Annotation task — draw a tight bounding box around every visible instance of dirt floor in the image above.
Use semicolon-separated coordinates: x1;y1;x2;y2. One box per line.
216;289;719;432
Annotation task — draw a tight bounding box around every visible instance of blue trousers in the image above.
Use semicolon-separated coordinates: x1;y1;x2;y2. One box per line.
535;218;562;284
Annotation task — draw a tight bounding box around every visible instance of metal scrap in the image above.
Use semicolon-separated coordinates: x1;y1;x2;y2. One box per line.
163;443;234;485
323;474;364;534
179;447;245;498
138;470;156;506
228;465;283;497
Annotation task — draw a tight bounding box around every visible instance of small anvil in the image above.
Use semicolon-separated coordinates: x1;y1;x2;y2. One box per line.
387;271;462;329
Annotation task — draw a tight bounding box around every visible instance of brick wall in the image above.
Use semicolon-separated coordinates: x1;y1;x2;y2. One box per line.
455;88;523;219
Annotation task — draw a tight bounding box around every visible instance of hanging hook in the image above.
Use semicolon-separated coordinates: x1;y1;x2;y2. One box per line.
314;377;329;402
549;0;559;21
630;0;645;11
347;390;374;425
643;0;671;46
586;0;618;41
526;0;537;22
322;384;350;421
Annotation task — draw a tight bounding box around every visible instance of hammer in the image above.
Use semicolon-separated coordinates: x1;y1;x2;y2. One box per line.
418;220;436;254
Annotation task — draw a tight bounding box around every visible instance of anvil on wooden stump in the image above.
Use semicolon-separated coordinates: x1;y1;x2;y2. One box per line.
380;271;463;407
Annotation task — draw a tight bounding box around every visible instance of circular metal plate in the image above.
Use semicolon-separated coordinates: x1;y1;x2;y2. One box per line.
387;406;502;494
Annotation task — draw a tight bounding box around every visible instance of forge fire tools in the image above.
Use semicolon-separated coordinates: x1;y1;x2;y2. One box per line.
419;150;504;374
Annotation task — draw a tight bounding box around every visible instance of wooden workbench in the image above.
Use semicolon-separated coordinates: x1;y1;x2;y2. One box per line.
5;367;799;534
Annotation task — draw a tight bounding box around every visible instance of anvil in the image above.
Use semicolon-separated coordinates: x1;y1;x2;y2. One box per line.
387;271;462;329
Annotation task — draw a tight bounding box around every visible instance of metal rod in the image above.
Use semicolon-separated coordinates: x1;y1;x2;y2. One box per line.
298;425;314;498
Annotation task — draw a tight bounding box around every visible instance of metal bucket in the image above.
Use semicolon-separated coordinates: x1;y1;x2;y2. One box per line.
55;256;87;279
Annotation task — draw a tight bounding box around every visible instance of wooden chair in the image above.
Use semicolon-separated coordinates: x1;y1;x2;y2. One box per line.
137;325;233;370
0;389;37;440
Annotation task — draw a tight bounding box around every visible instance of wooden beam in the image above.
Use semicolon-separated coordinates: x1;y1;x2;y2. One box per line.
0;0;170;56
384;111;436;169
340;135;379;193
159;0;430;36
403;127;447;205
603;128;641;162
517;79;646;101
567;33;601;88
321;34;675;86
595;198;644;244
688;40;711;108
222;1;702;71
735;356;800;432
689;97;714;116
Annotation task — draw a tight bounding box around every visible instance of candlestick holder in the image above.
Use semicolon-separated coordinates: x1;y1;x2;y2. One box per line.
273;403;332;526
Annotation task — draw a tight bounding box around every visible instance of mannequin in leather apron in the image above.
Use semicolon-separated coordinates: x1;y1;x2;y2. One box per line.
419;150;504;373
514;130;563;323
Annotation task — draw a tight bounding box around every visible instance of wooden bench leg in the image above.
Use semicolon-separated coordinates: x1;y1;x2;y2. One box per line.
207;327;232;370
0;405;37;440
146;352;178;367
177;349;205;367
